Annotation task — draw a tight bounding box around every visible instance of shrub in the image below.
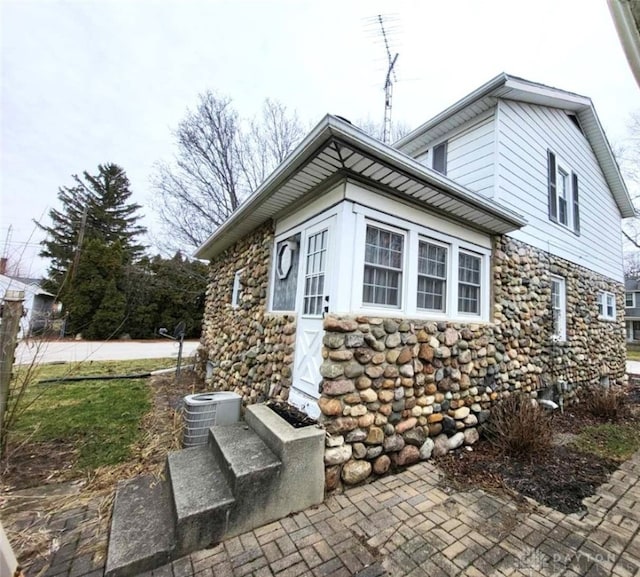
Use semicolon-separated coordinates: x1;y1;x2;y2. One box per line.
582;386;625;421
485;393;553;457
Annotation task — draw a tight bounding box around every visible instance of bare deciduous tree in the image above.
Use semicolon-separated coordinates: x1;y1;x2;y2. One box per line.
354;116;412;144
152;93;304;252
619;110;640;260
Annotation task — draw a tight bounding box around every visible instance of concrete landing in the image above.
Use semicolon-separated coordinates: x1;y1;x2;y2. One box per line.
167;446;235;555
104;475;175;577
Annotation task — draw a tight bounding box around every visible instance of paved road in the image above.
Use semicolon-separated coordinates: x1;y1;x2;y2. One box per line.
628;360;640;375
14;338;200;365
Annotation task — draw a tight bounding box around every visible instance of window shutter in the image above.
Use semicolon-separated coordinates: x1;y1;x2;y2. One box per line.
547;150;557;222
572;172;580;234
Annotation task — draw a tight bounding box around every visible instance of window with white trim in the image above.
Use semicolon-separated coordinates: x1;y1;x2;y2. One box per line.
358;215;489;320
231;269;244;308
598;291;616;321
626;292;634;308
363;225;404;307
458;251;482;315
548;150;580;234
432;141;447;175
550;275;566;341
417;240;447;312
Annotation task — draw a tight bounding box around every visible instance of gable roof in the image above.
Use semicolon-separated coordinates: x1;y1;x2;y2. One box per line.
195;115;526;260
395;73;636;219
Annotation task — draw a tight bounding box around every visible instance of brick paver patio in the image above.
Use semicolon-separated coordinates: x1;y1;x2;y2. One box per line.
14;451;640;577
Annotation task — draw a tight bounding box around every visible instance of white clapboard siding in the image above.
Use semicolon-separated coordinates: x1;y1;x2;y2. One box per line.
495;99;623;282
446;114;495;196
413;113;496;197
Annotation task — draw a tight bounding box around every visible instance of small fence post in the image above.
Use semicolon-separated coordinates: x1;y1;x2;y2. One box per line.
0;290;25;459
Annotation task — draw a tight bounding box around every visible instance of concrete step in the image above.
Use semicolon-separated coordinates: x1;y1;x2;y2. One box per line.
209;422;282;498
167;445;235;556
105;475;175;577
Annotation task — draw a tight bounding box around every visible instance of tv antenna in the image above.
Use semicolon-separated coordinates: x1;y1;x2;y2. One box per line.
370;14;399;143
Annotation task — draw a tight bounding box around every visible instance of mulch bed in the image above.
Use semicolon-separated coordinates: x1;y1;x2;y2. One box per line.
437;439;618;513
266;400;317;428
436;388;638;514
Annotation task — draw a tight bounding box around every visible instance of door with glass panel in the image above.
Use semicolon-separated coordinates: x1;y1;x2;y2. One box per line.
290;217;334;415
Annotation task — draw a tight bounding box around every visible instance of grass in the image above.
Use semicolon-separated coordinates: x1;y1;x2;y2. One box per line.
574;423;640;462
627;344;640;361
8;358;178;470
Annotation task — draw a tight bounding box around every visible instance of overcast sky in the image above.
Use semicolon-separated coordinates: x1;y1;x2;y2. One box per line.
2;0;638;278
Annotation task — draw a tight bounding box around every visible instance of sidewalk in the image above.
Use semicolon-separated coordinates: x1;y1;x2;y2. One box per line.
14;339;200;365
18;452;640;577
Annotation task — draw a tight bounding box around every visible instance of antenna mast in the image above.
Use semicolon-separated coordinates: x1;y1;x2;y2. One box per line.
378;14;399;144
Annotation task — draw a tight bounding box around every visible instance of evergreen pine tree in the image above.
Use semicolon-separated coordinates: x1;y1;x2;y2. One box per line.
63;239;124;336
36;164;146;295
87;277;128;339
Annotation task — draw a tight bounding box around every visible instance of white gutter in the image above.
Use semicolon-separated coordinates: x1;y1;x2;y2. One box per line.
194;114;526;260
608;0;640;88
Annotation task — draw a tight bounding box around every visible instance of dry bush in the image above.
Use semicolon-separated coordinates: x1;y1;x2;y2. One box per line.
582;386;625;421
486;393;553;457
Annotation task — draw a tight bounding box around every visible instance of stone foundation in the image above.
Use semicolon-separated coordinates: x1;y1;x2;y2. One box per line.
197;222;296;405
318;237;626;490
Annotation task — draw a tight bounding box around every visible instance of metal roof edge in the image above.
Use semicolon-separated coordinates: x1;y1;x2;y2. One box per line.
193;115;337;259
394;73;508;149
394;73;635;219
194;114;527;261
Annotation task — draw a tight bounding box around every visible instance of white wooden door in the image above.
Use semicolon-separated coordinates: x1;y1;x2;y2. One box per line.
290;217;334;417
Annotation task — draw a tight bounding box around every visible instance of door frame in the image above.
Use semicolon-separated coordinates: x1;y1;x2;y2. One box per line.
288;215;336;417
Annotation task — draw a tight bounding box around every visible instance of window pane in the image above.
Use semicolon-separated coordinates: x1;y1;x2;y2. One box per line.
363;225;403;307
417;240;447;312
458;252;481;315
433;142;447;175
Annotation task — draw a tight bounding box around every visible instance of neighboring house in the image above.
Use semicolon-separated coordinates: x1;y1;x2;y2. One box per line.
195;73;634;489
625;277;640;342
0;274;58;337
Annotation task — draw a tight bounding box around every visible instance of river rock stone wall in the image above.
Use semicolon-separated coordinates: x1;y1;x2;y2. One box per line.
319;236;626;490
197;222;296;405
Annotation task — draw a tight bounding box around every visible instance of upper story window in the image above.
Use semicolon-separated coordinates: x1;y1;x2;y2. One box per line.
363;225;404;308
432;141;448;175
548;150;580;234
550;275;566;341
626;292;635;308
598;291;616;321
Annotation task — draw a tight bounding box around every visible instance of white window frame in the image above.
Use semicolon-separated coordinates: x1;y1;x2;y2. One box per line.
626;292;634;308
416;238;448;314
550;275;566;341
551;154;578;233
457;250;483;317
556;166;571;227
352;209;490;322
231;269;244;308
432;141;448;175
361;222;407;310
598;291;616;321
